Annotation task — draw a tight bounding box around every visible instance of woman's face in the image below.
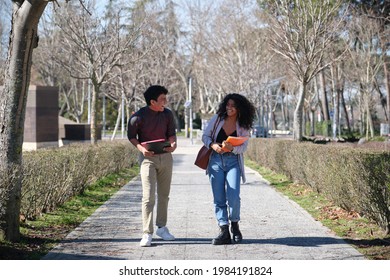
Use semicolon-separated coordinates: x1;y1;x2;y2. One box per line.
226;99;238;118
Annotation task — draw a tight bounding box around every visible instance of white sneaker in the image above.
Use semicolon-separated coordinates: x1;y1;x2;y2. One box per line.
156;226;175;241
140;234;152;247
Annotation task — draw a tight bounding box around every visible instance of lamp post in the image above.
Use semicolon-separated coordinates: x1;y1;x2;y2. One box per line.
102;93;106;138
121;93;125;139
87;79;91;124
184;77;193;143
189;77;193;144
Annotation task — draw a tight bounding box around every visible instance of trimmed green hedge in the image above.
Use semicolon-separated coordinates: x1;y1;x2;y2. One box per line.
21;140;138;220
246;139;390;233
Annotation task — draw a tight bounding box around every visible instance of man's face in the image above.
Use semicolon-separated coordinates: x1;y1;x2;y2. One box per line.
150;94;167;112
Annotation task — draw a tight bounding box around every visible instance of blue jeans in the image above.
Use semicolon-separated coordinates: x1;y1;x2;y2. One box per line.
208;151;241;226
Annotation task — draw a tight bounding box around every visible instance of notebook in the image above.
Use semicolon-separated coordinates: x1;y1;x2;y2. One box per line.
141;139;171;154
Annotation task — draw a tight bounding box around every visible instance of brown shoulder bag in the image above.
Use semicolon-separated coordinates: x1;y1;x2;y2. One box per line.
194;116;220;170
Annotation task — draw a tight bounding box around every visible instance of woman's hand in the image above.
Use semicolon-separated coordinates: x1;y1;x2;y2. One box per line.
211;142;224;154
222;141;233;152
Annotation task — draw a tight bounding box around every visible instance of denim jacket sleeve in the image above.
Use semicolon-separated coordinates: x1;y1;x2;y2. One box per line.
202;114;219;148
231;125;250;155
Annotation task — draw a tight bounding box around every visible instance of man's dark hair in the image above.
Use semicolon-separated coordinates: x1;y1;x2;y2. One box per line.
143;85;168;106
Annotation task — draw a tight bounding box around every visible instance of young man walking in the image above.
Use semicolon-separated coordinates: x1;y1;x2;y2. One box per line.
127;85;177;247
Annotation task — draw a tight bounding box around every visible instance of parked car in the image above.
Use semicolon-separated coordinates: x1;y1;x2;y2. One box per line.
251;125;268;138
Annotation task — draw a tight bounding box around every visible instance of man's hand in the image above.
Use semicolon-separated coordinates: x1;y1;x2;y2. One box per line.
138;144;154;156
164;142;177;153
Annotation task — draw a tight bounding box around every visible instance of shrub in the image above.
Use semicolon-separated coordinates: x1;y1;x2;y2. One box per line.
246;139;390;233
21;140;138;220
315;120;332;137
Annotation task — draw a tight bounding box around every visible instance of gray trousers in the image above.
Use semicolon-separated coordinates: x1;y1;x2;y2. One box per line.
139;152;173;234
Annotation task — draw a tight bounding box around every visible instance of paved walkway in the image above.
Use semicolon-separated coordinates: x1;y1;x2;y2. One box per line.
43;136;364;260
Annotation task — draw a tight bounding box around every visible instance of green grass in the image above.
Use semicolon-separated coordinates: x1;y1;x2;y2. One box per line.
0;166;139;260
245;159;390;260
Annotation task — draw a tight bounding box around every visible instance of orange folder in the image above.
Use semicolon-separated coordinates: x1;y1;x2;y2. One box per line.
221;136;249;152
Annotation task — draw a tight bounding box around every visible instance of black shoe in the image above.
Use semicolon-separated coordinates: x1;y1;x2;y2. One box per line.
231;222;242;243
212;225;232;245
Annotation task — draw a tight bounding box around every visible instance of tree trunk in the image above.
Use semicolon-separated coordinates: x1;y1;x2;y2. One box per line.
366;97;374;139
271;111;277;131
171;109;181;133
285;90;290;130
349;97;355;131
111;102;122;141
304;108;309;136
310;108;315;136
90;82;99;145
332;89;340;139
319;69;330;121
384;58;390;129
293;82;307;141
280;89;287;130
331;65;340;140
340;90;351;134
0;1;48;242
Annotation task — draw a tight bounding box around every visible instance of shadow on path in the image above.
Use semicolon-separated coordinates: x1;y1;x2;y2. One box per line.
57;236;354;247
